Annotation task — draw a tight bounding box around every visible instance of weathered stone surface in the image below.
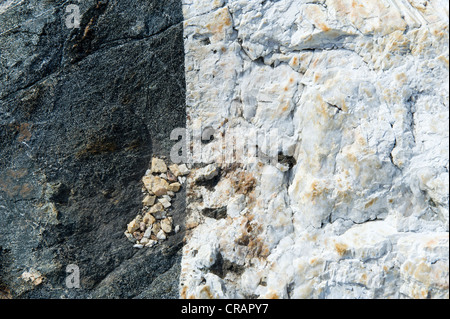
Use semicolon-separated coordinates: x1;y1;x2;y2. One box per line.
0;0;185;298
1;0;448;300
180;0;449;299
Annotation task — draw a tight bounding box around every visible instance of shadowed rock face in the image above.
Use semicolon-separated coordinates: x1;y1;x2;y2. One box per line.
0;0;185;298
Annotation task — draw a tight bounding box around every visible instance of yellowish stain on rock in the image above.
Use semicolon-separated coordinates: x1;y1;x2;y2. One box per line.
335;242;349;256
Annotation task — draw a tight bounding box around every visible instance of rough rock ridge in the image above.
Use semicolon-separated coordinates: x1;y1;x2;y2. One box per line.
180;0;449;299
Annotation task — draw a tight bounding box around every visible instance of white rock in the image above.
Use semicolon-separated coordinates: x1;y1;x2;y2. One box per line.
194;164;219;182
157;229;167;241
167;191;175;197
133;244;144;249
143;227;153;239
146;240;157;248
158;197;172;209
178;164;190;176
180;0;449;300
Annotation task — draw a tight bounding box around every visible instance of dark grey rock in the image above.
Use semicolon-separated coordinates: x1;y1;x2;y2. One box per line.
0;0;185;299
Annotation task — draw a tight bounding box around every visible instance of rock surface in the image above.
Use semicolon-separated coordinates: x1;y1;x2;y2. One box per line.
180;0;449;299
0;0;185;298
0;0;448;300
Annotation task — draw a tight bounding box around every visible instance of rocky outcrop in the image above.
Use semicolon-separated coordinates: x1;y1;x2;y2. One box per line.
1;0;448;300
180;0;449;299
0;0;185;298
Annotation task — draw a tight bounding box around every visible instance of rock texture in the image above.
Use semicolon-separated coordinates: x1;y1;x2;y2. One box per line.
180;0;449;299
1;0;448;300
0;0;185;298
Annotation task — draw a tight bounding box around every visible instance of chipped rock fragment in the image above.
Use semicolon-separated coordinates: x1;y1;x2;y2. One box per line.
149;202;164;214
178;164;190;176
146;240;157;248
168;182;181;192
151;157;168;174
143;213;156;226
194;164;219;183
161;217;173;234
142;175;169;196
158;197;172;209
132;231;143;241
143;227;153;239
142;195;156;206
167;171;178;182
169;164;182;177
127;219;140;234
152;223;161;235
157;229;167;241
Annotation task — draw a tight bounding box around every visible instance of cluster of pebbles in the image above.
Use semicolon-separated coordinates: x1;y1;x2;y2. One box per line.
124;157;190;249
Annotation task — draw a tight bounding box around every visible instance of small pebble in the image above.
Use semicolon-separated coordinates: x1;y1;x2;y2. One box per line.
175;225;181;233
158;197;171;209
133;231;143;240
157;229;167;240
133;244;144;249
151;157;168;173
127;219;140;233
152;222;161;235
161;218;173;233
142;194;156;206
143;227;153;239
149;202;164;213
169;164;181;177
178;164;190;176
143;213;156;225
167;171;178;182
168;182;181;192
145;240;157;248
